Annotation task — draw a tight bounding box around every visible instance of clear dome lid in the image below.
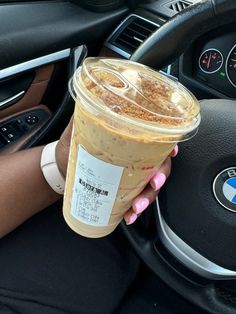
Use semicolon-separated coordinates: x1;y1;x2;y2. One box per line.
70;57;201;140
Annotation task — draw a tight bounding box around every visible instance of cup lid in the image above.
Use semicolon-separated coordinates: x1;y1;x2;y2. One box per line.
71;57;201;139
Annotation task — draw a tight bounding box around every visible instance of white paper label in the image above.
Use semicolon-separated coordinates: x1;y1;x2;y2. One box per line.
71;145;124;226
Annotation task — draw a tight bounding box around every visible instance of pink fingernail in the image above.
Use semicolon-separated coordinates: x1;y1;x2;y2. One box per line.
126;213;138;225
172;145;179;157
146;172;156;181
150;173;166;191
133;198;149;214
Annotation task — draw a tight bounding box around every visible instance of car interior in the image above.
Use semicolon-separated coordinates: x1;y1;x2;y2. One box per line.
0;0;235;313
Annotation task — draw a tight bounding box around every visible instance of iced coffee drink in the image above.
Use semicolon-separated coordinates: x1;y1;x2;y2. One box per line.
63;58;200;238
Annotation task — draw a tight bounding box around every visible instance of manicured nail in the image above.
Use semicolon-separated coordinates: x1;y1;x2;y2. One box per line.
133;197;149;214
172;145;179;157
126;213;138;225
146;172;156;181
150;172;166;191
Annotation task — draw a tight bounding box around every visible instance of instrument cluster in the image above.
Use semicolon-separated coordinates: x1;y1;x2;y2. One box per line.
194;32;236;97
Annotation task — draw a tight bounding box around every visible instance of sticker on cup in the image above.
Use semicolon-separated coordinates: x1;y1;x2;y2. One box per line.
71;145;124;226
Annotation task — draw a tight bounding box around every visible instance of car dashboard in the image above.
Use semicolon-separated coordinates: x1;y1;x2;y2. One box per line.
180;25;236;99
101;1;236;100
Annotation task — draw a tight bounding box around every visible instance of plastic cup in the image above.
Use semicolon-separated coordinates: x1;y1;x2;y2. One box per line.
63;57;200;238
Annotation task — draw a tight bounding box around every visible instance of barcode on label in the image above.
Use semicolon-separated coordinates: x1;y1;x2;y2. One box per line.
79;178;109;196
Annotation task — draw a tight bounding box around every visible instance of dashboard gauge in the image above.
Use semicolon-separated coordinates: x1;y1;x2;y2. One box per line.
199;49;223;74
226;44;236;87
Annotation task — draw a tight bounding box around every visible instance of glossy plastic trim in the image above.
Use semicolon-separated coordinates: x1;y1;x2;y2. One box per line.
0;49;71;80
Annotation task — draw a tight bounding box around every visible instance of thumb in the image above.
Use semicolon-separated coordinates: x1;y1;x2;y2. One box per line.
60;115;73;145
56;116;74;177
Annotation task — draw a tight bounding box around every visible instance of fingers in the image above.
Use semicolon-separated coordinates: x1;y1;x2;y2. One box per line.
124;145;179;225
124;185;158;224
149;145;178;191
150;158;171;191
124;210;138;225
169;145;179;158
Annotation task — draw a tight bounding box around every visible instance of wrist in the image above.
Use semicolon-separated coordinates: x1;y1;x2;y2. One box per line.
55;141;69;178
40;141;65;195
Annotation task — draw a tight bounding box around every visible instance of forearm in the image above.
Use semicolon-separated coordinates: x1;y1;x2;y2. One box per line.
0;146;61;238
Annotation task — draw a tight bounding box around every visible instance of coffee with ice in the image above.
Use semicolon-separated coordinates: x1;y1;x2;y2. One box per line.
63;58;200;238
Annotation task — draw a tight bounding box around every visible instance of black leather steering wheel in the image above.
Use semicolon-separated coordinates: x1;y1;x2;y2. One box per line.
121;1;236;313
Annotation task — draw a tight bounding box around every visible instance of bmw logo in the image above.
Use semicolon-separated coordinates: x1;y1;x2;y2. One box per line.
213;167;236;212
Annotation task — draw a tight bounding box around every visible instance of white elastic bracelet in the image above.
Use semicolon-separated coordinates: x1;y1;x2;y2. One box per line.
40;141;65;195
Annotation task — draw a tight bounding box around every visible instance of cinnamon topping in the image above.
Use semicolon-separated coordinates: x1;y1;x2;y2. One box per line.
83;68;197;127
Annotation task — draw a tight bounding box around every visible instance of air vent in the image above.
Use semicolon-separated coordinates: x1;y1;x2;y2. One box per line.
168;0;191;13
105;15;159;58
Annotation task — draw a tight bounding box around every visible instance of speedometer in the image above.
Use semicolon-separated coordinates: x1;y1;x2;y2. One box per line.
226;44;236;87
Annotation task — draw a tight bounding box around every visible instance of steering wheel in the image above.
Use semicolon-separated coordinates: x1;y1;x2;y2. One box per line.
120;1;236;313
